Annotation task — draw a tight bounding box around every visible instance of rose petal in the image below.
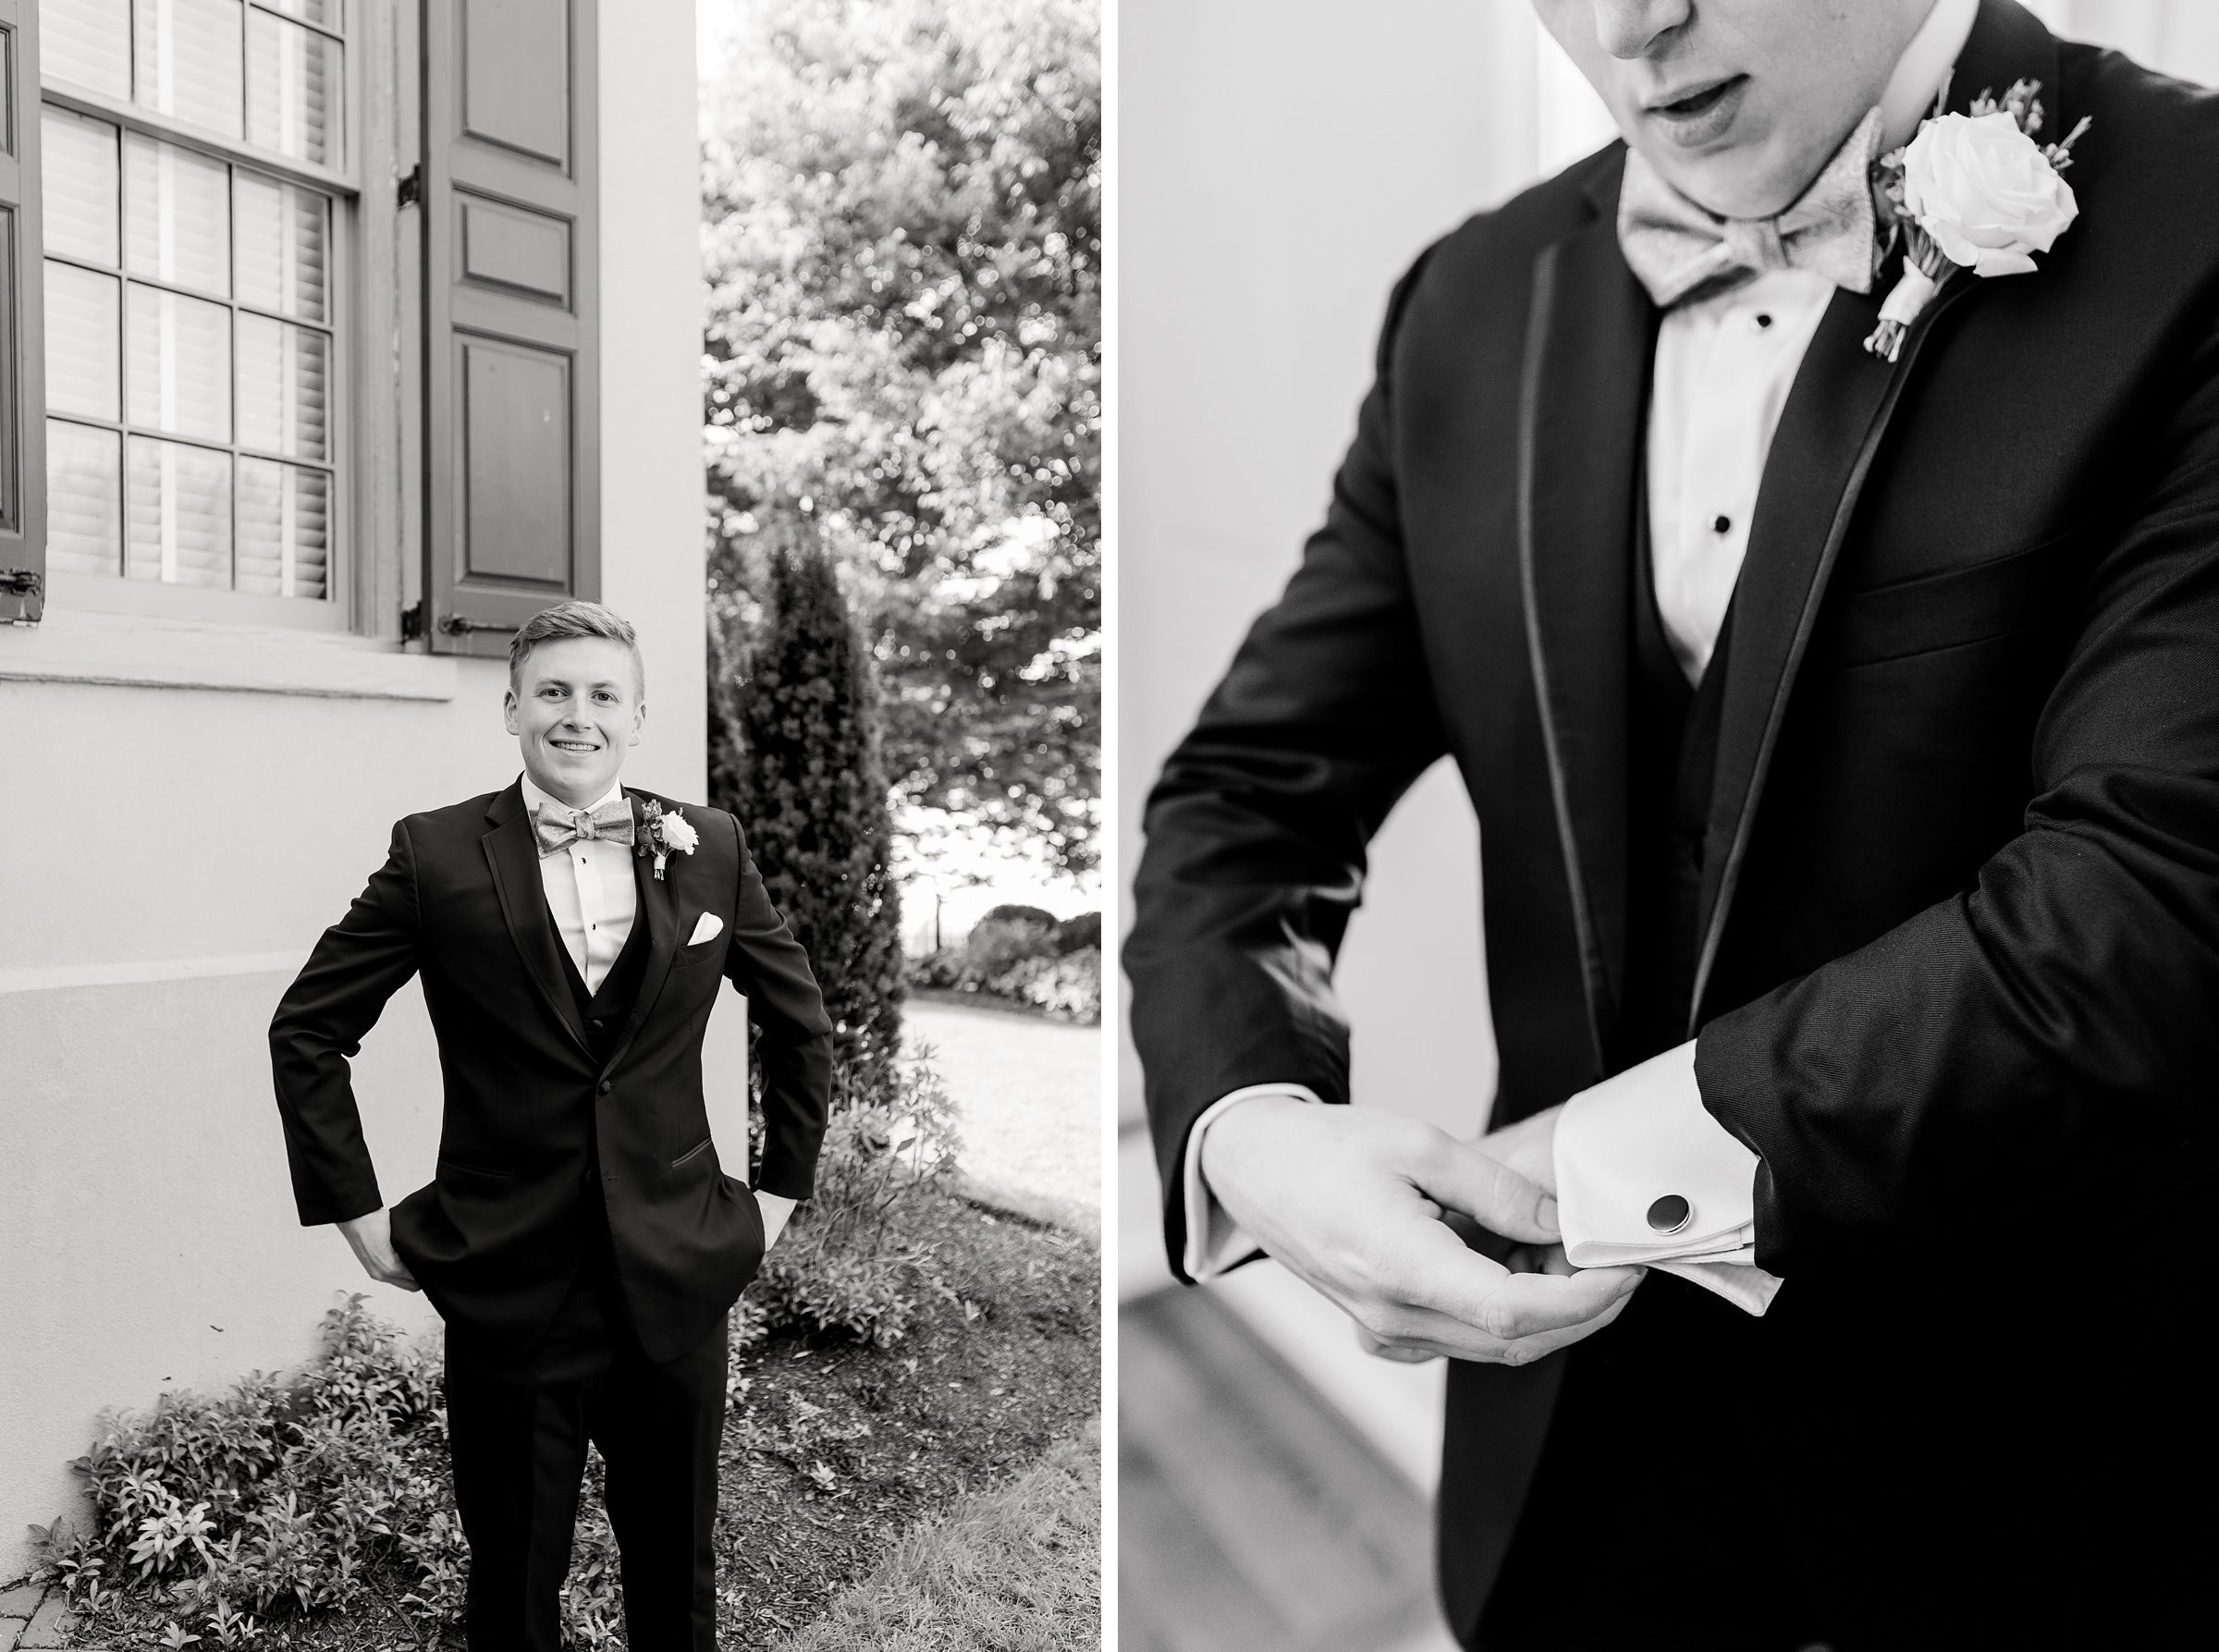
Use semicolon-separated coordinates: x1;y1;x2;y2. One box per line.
1973;249;2038;277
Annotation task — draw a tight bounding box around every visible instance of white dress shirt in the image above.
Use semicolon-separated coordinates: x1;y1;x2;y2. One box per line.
517;773;639;995
1181;0;1981;1316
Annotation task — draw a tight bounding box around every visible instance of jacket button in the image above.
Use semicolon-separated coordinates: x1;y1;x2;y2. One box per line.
1647;1194;1692;1234
588;1019;603;1033
597;1080;612;1095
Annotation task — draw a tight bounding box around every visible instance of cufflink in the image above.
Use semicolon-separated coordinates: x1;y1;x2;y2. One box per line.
1647;1193;1692;1235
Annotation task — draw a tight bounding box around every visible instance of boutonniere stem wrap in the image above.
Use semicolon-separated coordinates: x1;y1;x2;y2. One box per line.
1866;77;2090;362
635;799;700;880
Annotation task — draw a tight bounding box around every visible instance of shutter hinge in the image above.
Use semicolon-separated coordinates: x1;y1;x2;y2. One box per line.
1;568;44;626
400;602;519;642
397;164;423;210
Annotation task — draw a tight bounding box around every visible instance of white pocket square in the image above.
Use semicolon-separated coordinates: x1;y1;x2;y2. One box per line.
687;912;724;946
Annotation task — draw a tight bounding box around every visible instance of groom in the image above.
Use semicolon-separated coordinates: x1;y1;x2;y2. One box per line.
1129;0;2219;1644
270;600;831;1652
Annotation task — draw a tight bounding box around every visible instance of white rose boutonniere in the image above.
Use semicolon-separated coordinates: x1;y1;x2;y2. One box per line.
636;799;700;880
1867;78;2091;361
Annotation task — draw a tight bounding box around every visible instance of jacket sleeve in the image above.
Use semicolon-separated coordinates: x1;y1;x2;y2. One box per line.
268;822;424;1226
1124;247;1448;1274
719;810;835;1200
1698;305;2219;1274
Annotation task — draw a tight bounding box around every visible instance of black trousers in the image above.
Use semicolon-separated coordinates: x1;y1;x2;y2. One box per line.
442;1230;728;1652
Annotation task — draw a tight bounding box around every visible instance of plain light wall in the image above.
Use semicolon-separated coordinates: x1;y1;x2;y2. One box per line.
598;0;710;808
0;0;719;1582
1119;0;1576;1156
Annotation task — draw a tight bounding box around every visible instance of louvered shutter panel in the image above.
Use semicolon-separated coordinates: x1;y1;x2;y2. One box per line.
418;0;598;655
0;0;44;625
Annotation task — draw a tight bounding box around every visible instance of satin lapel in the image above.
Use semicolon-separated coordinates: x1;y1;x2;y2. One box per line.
1684;0;2062;1032
1518;185;1658;1074
483;784;592;1056
602;792;680;1074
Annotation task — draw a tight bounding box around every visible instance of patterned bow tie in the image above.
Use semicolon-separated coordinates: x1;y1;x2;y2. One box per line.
1618;104;1888;308
533;796;635;857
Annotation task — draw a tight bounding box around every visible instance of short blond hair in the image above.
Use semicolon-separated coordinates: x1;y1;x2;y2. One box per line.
509;601;645;697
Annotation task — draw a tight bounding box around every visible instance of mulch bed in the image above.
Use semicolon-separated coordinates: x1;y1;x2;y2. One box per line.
712;1192;1099;1645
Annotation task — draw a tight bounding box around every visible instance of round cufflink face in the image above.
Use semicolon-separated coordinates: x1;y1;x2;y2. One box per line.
1647;1193;1692;1235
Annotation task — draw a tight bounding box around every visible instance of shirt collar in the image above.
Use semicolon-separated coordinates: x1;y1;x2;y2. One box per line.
518;771;628;821
1881;0;1981;152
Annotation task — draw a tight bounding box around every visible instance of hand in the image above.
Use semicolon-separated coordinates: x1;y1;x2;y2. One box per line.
756;1192;797;1250
1202;1096;1642;1366
336;1207;421;1292
1478;1102;1563;1197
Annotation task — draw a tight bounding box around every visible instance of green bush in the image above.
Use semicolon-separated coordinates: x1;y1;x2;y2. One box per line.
44;1301;445;1642
717;540;907;1095
962;908;1060;981
1052;911;1101;955
987;947;1100;1023
749;1051;962;1348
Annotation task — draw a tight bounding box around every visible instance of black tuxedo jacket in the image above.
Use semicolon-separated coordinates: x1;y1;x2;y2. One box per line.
1130;2;2218;1637
271;780;832;1364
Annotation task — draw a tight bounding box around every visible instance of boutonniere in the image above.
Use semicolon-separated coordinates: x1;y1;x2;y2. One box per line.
635;799;700;880
1866;77;2090;362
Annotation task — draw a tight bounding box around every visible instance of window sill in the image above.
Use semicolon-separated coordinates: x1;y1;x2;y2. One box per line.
0;606;458;702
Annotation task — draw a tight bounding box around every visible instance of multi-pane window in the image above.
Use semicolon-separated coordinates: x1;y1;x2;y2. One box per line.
39;0;344;600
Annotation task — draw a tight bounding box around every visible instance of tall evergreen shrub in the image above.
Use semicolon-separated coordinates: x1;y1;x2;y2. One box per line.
717;541;906;1095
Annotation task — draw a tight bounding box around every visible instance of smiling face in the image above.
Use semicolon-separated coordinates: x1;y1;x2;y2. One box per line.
1535;0;1932;218
503;636;646;808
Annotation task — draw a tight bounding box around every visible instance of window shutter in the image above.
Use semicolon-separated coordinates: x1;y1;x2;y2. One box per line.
415;0;597;656
0;0;44;625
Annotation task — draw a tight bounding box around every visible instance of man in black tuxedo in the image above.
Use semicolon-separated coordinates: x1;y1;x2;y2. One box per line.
271;600;831;1652
1128;0;2219;1644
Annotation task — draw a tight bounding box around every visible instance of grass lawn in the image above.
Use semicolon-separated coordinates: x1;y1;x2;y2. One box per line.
773;1421;1098;1652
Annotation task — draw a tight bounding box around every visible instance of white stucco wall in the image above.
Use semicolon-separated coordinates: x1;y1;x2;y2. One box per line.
0;0;712;1584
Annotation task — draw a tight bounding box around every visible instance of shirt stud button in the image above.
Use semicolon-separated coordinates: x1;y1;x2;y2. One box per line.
1712;514;1732;534
1648;1194;1692;1234
1755;312;1773;330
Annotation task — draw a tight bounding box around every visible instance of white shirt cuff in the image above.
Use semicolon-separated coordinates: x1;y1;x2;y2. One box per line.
1554;1040;1784;1315
1179;1083;1327;1280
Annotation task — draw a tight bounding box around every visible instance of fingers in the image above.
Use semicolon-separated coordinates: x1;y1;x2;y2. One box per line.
1412;1137;1559;1246
1411;1242;1644;1342
1355;1324;1441;1364
1361;1273;1642;1365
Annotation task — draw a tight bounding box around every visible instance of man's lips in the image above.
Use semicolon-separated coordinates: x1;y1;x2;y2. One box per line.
548;738;601;754
1642;74;1750;146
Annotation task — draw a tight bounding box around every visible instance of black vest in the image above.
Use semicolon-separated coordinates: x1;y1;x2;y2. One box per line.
552;850;654;1066
549;851;653;1259
1617;514;1732;1070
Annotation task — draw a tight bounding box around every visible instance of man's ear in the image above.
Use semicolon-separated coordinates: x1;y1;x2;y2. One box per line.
630;700;647;747
502;687;521;736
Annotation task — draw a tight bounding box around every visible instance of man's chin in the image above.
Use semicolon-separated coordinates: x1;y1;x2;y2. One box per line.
1649;132;1847;222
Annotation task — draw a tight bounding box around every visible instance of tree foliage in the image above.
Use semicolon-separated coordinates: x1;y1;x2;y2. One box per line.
718;542;907;1092
702;0;1101;876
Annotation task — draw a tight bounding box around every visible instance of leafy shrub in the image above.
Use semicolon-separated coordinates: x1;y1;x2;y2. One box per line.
39;1299;641;1652
717;540;907;1095
962;907;1060;979
1052;911;1101;955
987;947;1100;1022
901;924;1099;1022
748;1051;962;1347
903;946;965;990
